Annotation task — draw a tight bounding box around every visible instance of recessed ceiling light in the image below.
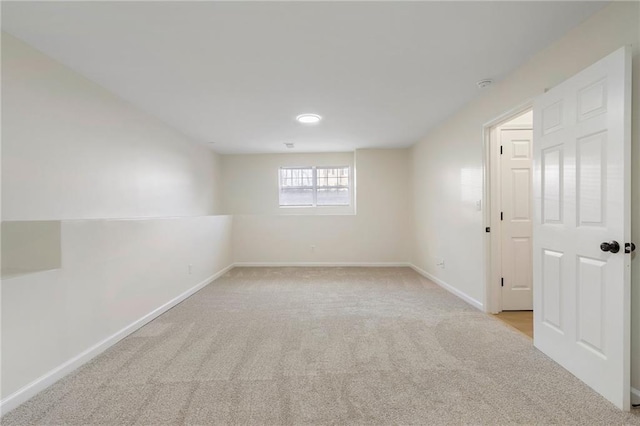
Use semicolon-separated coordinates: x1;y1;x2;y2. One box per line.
296;113;322;124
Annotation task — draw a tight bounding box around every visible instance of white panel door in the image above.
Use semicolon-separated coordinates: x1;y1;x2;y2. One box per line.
501;128;533;310
532;47;632;410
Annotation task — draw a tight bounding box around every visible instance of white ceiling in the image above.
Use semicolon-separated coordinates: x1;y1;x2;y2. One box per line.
2;1;606;154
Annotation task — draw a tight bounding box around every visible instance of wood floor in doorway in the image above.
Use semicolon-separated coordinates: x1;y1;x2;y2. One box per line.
495;311;533;338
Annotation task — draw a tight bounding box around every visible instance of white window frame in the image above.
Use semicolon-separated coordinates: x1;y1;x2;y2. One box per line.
278;166;351;208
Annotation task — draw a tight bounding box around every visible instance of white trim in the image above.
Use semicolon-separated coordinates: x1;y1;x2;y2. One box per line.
498;124;533;130
481;98;536;130
233;262;411;268
409;264;483;311
632;387;640;405
0;263;235;416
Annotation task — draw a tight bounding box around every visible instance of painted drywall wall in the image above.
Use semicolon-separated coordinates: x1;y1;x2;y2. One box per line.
1;33;223;221
410;1;640;393
222;152;355;216
226;149;411;264
1;216;233;401
1;34;233;405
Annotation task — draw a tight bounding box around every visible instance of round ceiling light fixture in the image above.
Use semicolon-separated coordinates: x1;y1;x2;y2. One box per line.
296;113;322;124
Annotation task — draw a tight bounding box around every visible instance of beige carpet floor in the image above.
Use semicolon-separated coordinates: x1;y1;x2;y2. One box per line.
3;267;639;425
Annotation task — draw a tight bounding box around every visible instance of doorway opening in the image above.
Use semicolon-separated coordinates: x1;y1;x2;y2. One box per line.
483;105;534;338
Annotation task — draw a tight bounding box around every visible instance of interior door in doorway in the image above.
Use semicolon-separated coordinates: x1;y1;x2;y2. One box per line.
533;46;631;410
500;127;533;311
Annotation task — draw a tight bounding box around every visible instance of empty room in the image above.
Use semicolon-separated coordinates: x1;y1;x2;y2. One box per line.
1;1;639;424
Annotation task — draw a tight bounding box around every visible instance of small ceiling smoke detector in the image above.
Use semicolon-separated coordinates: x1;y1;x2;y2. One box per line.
477;79;494;89
296;113;322;124
284;143;295;149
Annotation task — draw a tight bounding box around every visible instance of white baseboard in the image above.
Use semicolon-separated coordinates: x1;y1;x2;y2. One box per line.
232;262;411;267
632;387;640;406
409;264;483;311
0;263;234;416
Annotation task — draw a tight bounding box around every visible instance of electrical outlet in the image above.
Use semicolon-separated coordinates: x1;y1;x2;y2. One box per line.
188;264;193;275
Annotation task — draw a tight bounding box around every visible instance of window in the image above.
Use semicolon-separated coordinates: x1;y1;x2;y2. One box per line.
279;166;350;207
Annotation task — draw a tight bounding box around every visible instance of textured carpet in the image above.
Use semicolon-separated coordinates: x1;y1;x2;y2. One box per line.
3;267;639;425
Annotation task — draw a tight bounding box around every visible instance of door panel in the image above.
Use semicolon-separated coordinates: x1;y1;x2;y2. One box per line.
533;46;631;410
541;147;563;223
576;131;606;226
577;78;607;120
511;169;531;220
511;237;531;289
542;101;563;134
541;249;563;331
576;256;606;356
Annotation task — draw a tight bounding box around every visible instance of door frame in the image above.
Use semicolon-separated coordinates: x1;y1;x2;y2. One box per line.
482;100;534;314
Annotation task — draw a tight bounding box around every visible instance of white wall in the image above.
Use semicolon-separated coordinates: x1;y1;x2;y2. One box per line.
410;1;640;393
226;149;411;264
1;216;232;400
1;34;233;407
223;152;355;216
2;33;223;221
